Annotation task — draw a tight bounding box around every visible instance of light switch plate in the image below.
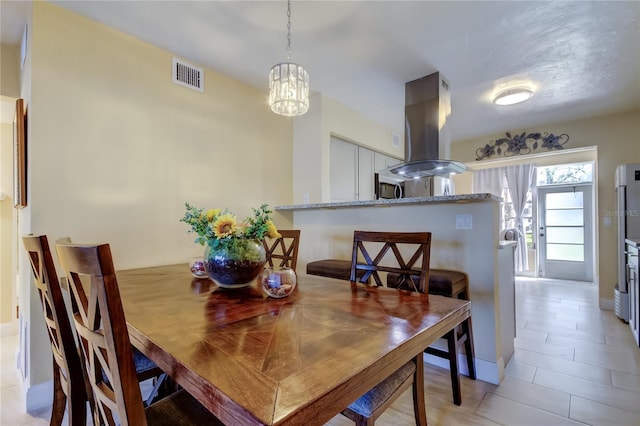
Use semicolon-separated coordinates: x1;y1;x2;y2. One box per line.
604;216;611;227
456;214;473;230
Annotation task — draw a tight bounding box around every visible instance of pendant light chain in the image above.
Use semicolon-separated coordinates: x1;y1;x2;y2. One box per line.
268;0;310;116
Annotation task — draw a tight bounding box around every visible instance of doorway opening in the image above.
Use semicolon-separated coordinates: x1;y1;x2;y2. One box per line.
499;161;595;280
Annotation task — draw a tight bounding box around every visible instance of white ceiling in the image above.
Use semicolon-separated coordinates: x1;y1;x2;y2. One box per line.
2;1;639;141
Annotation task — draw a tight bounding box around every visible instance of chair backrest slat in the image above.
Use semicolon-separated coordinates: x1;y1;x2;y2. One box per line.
56;239;147;426
349;231;431;296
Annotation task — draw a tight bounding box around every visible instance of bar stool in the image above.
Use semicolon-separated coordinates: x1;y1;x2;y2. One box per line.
307;259;350;279
389;268;476;406
307;259;369;282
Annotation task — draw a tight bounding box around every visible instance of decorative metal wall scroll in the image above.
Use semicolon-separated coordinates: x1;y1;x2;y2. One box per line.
475;131;569;161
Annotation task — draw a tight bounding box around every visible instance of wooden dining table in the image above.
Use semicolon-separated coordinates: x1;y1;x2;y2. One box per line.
116;264;471;425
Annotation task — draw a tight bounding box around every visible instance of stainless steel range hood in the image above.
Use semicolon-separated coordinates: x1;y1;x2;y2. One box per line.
381;72;465;180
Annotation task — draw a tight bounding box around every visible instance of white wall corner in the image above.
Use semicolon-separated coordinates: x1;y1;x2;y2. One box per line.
599;297;614;311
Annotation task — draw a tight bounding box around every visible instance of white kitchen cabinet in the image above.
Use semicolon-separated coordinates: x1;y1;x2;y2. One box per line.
330;137;357;202
374;151;401;173
330;137;376;202
358;147;375;201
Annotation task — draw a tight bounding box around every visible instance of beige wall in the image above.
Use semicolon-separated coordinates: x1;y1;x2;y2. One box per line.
450;110;640;304
28;2;293;268
1;43;20;98
20;1;294;396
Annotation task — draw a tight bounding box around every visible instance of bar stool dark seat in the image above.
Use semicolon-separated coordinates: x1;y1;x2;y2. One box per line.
307;259;369;281
388;268;476;406
426;269;470;299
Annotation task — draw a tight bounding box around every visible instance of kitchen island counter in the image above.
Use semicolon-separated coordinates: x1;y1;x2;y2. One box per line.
275;193;500;211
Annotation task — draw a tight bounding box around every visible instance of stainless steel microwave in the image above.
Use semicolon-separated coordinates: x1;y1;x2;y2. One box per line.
374;173;404;199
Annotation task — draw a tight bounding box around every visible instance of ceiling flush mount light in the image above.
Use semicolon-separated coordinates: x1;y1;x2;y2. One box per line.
493;87;533;106
269;0;309;117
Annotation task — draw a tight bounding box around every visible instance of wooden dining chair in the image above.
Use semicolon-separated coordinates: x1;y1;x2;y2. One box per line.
263;229;301;271
22;235;89;426
55;238;222;426
23;236;172;424
350;230;431;294
342;230;431;426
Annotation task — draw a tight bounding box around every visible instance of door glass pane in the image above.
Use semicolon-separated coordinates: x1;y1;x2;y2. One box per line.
547;243;584;261
546;227;584;244
546;209;584;226
546;192;583;209
537;163;593;186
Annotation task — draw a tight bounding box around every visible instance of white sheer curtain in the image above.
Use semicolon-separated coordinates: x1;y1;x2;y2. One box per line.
472;167;504;196
504;164;535;271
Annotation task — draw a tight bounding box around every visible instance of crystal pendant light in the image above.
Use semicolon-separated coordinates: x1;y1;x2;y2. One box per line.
269;0;309;116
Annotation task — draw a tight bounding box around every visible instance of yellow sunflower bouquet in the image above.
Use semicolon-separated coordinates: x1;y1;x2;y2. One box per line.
181;203;280;262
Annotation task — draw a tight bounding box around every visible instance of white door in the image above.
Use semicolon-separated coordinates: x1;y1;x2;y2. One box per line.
538;185;593;281
330;137;377;202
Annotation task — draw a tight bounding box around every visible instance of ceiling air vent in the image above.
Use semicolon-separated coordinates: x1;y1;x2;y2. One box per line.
172;57;204;92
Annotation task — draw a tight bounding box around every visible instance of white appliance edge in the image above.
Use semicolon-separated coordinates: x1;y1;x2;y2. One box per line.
615;163;640;321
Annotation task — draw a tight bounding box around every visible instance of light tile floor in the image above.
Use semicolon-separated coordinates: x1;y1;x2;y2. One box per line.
1;277;639;425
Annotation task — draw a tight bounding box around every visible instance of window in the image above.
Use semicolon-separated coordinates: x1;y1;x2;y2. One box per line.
544;191;585;261
537;162;593;186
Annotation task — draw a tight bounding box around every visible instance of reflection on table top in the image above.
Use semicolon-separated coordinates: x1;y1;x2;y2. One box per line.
117;264;470;425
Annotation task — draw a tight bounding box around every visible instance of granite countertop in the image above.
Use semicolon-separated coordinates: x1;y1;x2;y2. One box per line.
276;193;501;211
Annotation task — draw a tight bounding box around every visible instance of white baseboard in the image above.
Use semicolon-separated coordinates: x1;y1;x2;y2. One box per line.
25;380;53;413
0;320;18;337
600;298;614;311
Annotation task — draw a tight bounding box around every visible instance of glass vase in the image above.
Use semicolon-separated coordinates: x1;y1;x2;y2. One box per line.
261;267;297;298
204;238;266;288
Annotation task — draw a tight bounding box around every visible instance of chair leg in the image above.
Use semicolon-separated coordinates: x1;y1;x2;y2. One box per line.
457;287;476;380
50;361;66;426
144;373;169;406
354;413;374;426
446;329;462;406
462;318;476;380
412;353;427;426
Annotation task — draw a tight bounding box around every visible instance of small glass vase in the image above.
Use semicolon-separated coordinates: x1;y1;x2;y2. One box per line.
204;239;266;288
189;256;208;279
261;267;297;298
